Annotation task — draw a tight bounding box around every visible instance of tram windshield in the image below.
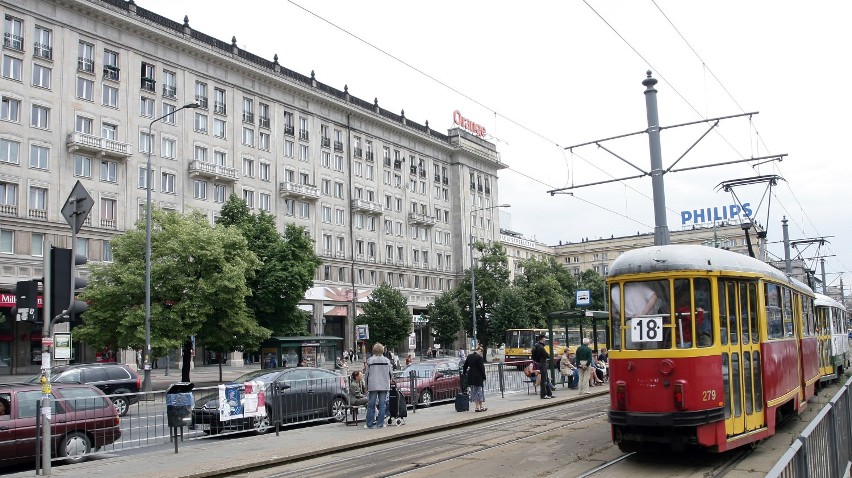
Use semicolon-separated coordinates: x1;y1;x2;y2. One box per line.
610;278;713;351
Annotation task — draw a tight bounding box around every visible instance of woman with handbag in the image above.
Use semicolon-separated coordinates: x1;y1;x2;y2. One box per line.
463;346;487;412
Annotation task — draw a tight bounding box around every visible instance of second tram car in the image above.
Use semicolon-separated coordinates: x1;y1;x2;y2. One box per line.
607;244;817;453
814;293;849;384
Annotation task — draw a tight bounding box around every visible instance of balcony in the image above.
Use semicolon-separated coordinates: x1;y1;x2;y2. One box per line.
334;141;343;152
141;78;156;92
365;152;374;162
299;129;309;141
367;256;377;263
214;101;226;115
66;132;132;159
0;204;17;216
411;166;418;175
100;218;117;229
162;84;176;98
335;251;346;259
385;258;394;265
242;112;254;124
187;160;239;182
354;147;362;158
33;43;52;60
321;137;330;148
396;259;405;267
259;117;270;129
78;57;94;73
443;177;449;185
283;125;294;136
278;181;320;201
418;169;426;179
4;33;22;50
195;95;208;109
484;186;491;195
393;160;402;171
103;65;120;81
28;209;47;220
351;198;384;215
407;212;436;226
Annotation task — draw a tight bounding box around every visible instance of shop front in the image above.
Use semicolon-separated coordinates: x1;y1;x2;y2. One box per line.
259;336;343;370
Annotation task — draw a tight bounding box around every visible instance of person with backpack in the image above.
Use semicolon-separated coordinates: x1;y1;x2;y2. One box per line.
364;343;394;429
531;334;555;399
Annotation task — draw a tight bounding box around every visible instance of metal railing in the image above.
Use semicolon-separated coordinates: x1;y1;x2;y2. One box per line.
766;376;852;477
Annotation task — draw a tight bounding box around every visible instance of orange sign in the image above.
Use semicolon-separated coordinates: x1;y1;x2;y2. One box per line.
453;110;486;137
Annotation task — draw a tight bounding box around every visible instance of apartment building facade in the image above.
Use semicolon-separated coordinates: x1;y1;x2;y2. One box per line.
0;0;504;374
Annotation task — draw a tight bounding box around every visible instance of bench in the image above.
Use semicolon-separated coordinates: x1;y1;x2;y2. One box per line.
345;405;366;426
526;378;538;395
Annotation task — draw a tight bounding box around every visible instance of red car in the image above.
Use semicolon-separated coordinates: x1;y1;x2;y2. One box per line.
394;359;463;407
0;383;121;467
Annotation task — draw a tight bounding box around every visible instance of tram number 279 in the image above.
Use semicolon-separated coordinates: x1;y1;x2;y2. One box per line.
630;317;663;342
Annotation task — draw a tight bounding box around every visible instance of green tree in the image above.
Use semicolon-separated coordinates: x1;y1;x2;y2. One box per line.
356;284;411;351
427;291;464;349
76;208;268;381
217;194;320;335
490;285;530;345
456;241;511;351
514;256;572;327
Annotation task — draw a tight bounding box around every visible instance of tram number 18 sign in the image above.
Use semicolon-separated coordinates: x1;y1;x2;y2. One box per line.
631;317;663;342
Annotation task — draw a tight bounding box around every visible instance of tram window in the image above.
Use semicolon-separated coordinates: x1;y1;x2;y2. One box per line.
695;278;713;347
731;352;742;418
782;287;793;337
748;283;759;343
743;351;753;414
766;283;783;339
727;282;738;345
616;280;669;350
719;282;729;346
674;279;692;348
610;284;622;350
740;283;750;343
753;351;763;412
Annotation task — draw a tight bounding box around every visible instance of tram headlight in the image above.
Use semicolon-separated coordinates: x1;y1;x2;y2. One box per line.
673;380;687;410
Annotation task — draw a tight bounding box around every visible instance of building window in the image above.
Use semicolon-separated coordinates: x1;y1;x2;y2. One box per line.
194;146;207;162
103;49;120;80
30;232;44;256
161;171;175;194
299;144;309;161
29;145;48;169
161;137;175;159
29;186;47;211
2;55;22;80
195;180;208;200
242;127;254;147
139;97;154;117
77;41;94;72
259;192;270;211
259;162;270;182
334;155;343;172
284;198;295;216
321;205;331;223
242;188;253;207
102;241;113;262
284;140;294;158
4;16;23;50
0;229;12;253
242;157;254;178
31;105;49;129
162;69;176;97
100;160;117;182
0;181;17;209
213;118;226;138
32;63;51;89
194;112;207;133
162;103;176;125
73;155;91;178
33;25;52;59
1;96;21;122
75;115;93;134
214;88;226;114
0;138;20;164
298;201;310;219
103;84;118;108
101;198;116;222
242;97;254;123
194;81;208;108
76;77;94;101
259;131;270;151
214;184;226;203
141;62;156;91
333;182;343;199
138;165;152;189
335;208;345;226
139;131;153;154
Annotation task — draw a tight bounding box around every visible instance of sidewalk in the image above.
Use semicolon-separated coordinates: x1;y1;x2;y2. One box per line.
6;384;611;477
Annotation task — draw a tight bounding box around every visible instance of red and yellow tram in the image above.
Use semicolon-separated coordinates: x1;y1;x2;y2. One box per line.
606;244;817;452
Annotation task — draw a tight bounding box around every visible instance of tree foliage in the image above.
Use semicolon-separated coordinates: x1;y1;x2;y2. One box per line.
216;194;320;335
427;290;464;348
490;285;530;345
356;284;411;351
454;241;512;351
514;256;573;327
76;208;269;359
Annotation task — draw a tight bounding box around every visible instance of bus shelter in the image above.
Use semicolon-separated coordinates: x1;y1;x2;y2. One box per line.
259;336;343;369
543;310;609;385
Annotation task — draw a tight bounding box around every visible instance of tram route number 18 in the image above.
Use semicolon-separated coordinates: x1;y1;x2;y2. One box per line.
630;317;664;342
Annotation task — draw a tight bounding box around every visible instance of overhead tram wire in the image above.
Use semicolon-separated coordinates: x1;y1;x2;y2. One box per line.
287;0;660;229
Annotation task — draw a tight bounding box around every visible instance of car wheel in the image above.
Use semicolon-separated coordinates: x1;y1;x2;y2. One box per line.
418;389;432;407
329;397;346;423
253;407;272;435
59;432;92;464
112;395;130;416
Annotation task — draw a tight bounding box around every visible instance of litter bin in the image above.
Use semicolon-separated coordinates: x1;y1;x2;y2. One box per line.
165;382;194;453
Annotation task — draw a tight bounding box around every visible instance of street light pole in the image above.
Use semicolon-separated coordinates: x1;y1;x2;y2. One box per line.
144;102;199;392
469;203;510;349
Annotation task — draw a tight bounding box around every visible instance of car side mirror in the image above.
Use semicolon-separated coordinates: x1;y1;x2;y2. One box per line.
434;372;443;379
276;382;291;390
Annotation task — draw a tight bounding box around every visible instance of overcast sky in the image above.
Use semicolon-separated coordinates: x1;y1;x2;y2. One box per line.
141;0;851;293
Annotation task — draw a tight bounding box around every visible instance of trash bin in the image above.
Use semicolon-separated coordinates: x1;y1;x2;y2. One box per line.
165;382;195;428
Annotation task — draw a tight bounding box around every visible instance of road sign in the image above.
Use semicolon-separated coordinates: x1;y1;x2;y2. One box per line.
41;337;53;347
61;181;94;234
576;290;591;306
356;325;369;341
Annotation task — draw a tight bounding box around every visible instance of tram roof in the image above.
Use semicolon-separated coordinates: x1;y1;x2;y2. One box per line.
815;292;846;310
608;245;811;292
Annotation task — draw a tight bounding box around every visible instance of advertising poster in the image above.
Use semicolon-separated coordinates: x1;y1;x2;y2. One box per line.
54;333;72;360
218;381;266;422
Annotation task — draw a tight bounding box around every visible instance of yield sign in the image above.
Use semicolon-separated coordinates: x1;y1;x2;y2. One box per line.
61;181;94;234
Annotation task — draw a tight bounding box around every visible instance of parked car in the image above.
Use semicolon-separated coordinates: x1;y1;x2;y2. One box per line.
0;382;121;467
191;367;349;435
29;363;141;416
394;359;463;407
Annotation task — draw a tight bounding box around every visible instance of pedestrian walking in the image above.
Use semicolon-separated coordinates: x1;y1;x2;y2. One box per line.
463;345;487;412
576;338;594;395
531;334;555;399
364;343;393;429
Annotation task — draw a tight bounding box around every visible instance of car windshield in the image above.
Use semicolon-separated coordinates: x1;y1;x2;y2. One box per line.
231;368;286;384
401;364;435;378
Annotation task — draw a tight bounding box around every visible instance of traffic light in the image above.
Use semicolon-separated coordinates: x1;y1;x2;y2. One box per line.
50;246;88;322
12;280;39;322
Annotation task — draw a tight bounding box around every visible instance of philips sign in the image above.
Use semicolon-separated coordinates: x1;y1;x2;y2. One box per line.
680;203;752;226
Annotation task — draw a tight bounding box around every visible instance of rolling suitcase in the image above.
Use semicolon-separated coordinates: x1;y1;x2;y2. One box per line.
455;392;469;412
387;384;407;425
